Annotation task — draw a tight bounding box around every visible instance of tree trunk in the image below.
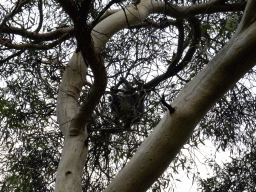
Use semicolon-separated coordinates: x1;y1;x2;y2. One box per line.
55;52;88;192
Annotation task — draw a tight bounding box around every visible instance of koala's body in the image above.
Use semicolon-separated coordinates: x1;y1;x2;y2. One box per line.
109;77;145;128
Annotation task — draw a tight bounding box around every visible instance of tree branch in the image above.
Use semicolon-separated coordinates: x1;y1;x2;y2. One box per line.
56;0;78;21
34;0;43;33
144;16;200;89
1;26;75;41
129;18;176;29
151;0;246;19
91;0;121;28
0;50;24;65
0;33;71;50
0;0;31;32
171;16;201;73
103;1;256;191
64;4;107;136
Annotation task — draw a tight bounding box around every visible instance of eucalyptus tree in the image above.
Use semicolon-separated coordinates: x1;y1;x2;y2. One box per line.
1;0;256;191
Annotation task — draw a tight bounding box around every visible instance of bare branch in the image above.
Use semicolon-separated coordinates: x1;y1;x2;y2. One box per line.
34;0;43;33
0;33;71;50
56;0;78;21
129;18;176;29
171;16;201;74
151;0;246;19
0;0;31;32
183;1;246;15
1;26;75;41
144;16;201;89
0;50;24;65
92;0;121;28
66;8;107;135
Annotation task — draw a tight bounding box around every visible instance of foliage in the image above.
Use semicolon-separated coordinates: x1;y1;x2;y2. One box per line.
199;145;256;191
0;0;253;191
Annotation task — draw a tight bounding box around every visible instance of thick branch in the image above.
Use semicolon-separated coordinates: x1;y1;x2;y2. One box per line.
236;0;256;33
34;0;43;33
56;0;78;21
65;6;107;136
0;33;71;50
151;0;246;18
1;26;74;41
184;1;246;15
55;52;89;192
57;52;88;136
69;47;107;135
103;1;256;191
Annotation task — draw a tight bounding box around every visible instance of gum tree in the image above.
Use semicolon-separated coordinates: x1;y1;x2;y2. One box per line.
1;0;256;191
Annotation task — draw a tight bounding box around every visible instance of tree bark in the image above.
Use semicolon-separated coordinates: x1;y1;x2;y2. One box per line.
55;0;254;191
55;4;156;191
103;1;256;191
55;52;88;192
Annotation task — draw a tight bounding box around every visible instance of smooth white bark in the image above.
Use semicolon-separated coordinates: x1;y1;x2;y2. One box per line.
102;1;256;191
57;52;87;137
55;0;255;191
55;52;88;192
